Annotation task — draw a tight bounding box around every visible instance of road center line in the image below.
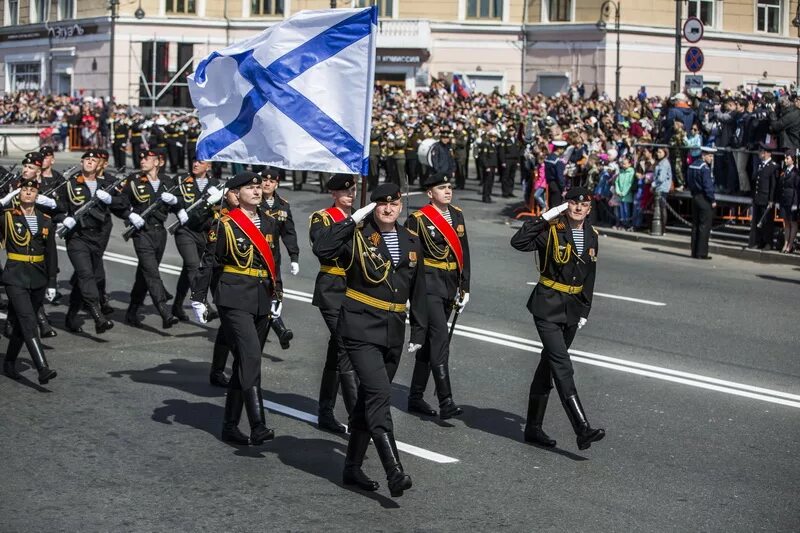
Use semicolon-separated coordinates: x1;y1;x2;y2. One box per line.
525;282;666;306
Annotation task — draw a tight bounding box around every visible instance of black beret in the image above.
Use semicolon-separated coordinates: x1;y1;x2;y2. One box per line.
139;148;160;158
96;149;109;160
22;152;44;167
423;173;451;189
326;173;356;191
227;171;261;189
370;183;402;203
565;187;592;202
17;177;40;189
39;145;55;156
82;150;101;159
260;166;281;180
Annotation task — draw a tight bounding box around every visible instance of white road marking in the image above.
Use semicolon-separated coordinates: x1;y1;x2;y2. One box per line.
526;282;666;306
64;247;800;410
264;401;459;464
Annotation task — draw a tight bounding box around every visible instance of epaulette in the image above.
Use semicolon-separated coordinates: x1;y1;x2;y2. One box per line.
450;204;462;212
406;228;418;237
43;213;51;219
592;226;600;235
219;214;231;223
411;210;423;218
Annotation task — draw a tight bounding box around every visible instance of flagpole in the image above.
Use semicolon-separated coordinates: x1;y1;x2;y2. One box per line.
360;4;378;208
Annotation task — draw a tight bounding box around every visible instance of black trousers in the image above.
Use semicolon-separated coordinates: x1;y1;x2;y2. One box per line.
131;137;144;169
130;226;168;306
406;156;419;186
112;142;126;170
482;167;496;201
414;295;452;369
174;230;205;309
187;142;197;168
455;157;467;188
343;338;401;437
691;194;713;258
749;204;775;249
5;285;45;355
219;306;270;391
67;234;107;306
320;308;354;373
501;161;518;196
368;155;380;190
530;316;579;398
167;141;180;173
547;184;562;210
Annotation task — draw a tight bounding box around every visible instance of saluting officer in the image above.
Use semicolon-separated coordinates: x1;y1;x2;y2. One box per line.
313;183;427;498
687;147;717;260
510;187;605;451
121;149;181;329
405;170;470;420
260;167;299;349
191;171;282;446
545;140;568;209
309;174;359;433
0;177;58;384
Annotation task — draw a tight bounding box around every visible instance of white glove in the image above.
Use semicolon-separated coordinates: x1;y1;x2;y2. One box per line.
177;209;189;225
176;142;183;148
45;288;57;302
205;186;223;205
0;189;20;206
407;343;422;353
95;189;112;204
542;202;570;221
351;202;376;223
35;194;57;209
290;262;299;276
578;317;588;330
62;216;77;229
270;300;283;318
456;292;470;311
128;212;145;229
160;192;178;205
190;300;207;324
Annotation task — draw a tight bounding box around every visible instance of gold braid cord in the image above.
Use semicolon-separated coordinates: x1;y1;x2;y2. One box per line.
354;229;391;285
540;224;571;273
417;214;450;261
223;219;254;269
131;178;150;204
4;211;31;248
66;180;85;206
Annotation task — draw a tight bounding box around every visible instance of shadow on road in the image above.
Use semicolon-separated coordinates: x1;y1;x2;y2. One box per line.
108;358;226;398
756;274;800;285
641;246;692;259
1;360;53;393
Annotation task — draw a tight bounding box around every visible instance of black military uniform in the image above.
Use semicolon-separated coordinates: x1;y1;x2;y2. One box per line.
368;126;382;191
500;131;522;198
313;183;427;497
1;178;58;384
58;150;124;333
687;149;716;259
405;173;471;419
749;150;778;249
510;187;605;451
478;132;501;203
38;145;66;194
165;122;181;174
120;149;180;328
545;142;568;209
193;171;282;446
405;127;422;187
309;173;359;433
112;116;130;169
185;122;201;168
130;117;146;168
453;126;470;189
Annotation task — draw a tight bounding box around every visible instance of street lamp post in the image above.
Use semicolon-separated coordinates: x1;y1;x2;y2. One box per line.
792;6;800;88
109;0;119;103
596;1;621;116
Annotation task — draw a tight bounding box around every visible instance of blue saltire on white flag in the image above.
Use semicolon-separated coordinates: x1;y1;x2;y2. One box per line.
188;7;377;175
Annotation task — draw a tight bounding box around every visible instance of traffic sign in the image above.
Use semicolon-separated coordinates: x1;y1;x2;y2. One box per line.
683;17;704;43
685;75;704;95
685;46;704;73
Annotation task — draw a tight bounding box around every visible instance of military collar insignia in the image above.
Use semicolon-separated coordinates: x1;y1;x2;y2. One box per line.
556;221;566;231
369;232;382;247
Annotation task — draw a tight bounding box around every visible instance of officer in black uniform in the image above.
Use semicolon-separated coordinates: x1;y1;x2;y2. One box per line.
749;145;778;249
309;174;360;433
121;149;180;329
478;130;501;203
130;114;146;169
545;140;568;209
191;171;282;446
453;121;469;189
313;183;427;498
165;120;181;174
58;150;122;334
112;111;130;170
510;187;605;451
0;177;58;384
170;159;221;320
260;167;299;349
687;147;717;260
368;125;382;191
39;145;65;192
185;118;201;169
500;126;522;198
405;172;470;419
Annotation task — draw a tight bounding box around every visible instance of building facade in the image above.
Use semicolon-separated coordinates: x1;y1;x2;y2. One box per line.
0;0;798;105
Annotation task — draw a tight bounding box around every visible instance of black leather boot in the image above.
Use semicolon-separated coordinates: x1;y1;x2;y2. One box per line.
562;394;605;450
524;393;556;447
87;303;114;334
343;429;379;491
36;307;57;338
373;432;412;497
318;369;346;433
65;299;84;332
209;341;230;388
28;338;57;384
125;303;143;328
2;336;23;380
171;303;190;322
270;317;293;349
157;302;179;329
244;386;274;444
339;370;359;417
221;389;250;445
431;363;463;420
408;360;437;416
99;293;114;316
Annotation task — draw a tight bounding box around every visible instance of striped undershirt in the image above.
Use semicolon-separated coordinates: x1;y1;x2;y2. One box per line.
86;180;98;196
150;179;160;192
571;228;584;255
440;207;453;225
253;216;261;230
196;177;208;192
265;197;275;208
25;215;38;235
381;231;400;265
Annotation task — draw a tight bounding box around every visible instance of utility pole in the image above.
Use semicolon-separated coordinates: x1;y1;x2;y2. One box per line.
109;0;119;102
673;0;682;94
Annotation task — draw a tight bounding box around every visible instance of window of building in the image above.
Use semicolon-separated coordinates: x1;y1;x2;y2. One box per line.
165;0;197;15
32;0;49;23
547;0;571;22
687;0;714;27
357;0;392;18
6;0;20;26
757;0;782;34
9;62;42;92
58;0;75;20
467;0;503;19
251;0;285;16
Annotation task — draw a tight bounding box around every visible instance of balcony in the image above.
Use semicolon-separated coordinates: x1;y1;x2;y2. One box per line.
376;19;431;49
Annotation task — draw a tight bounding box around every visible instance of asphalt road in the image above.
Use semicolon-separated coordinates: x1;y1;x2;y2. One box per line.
0;164;798;532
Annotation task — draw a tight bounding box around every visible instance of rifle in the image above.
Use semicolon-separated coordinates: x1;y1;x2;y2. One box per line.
167;192;212;234
0;164;19;191
56;173;128;238
40;165;79;196
122;181;181;241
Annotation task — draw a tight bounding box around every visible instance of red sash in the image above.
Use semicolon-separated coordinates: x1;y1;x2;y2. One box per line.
227;208;277;281
325;206;346;223
419;204;464;272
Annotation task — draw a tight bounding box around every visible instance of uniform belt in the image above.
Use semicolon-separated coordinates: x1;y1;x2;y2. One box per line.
222;265;270;278
345;288;407;313
7;253;44;263
188;138;198;142
114;134;126;138
423;258;458;271
538;276;583;295
319;265;346;276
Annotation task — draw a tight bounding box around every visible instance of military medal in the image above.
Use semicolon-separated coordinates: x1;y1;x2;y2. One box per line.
456;224;465;237
589;248;596;262
369;233;381;247
409;250;417;267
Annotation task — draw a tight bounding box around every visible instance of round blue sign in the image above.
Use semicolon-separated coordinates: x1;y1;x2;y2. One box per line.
685;46;704;73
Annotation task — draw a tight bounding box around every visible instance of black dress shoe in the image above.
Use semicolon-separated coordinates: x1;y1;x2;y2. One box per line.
101;302;115;316
221;427;250;445
209;372;230;388
125;305;143;328
38;368;57;385
172;306;190;322
250;425;275;445
318;411;347;433
438;398;463;420
408;398;437;417
3;360;20;380
524;427;557;448
343;468;379;491
698;256;712;260
40;327;58;338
